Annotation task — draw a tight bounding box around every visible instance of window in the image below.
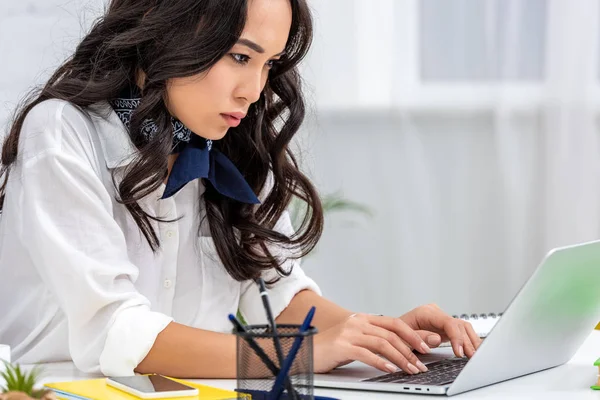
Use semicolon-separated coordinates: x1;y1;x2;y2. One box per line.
419;0;546;82
393;0;547;111
306;0;599;111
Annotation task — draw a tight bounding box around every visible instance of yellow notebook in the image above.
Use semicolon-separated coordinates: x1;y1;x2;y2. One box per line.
44;377;248;400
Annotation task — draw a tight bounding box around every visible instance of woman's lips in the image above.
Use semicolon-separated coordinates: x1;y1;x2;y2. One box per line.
221;114;241;127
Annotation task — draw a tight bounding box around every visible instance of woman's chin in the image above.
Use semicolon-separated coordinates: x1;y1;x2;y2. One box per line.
193;130;228;141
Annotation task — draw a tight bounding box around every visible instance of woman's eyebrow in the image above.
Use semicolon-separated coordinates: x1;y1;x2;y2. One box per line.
236;38;286;57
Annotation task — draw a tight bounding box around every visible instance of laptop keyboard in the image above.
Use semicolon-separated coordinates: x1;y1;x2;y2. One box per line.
362;358;469;386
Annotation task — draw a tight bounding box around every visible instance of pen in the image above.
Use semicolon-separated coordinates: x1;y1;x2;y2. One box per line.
271;306;316;400
228;314;299;399
256;278;300;400
256;278;287;368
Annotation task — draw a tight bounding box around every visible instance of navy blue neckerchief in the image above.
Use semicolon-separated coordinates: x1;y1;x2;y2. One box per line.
109;86;260;203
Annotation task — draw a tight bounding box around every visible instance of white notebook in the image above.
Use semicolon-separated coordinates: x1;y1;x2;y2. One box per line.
438;313;502;347
454;312;502;337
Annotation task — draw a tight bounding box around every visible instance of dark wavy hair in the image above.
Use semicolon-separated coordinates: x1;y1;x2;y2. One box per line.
0;0;323;282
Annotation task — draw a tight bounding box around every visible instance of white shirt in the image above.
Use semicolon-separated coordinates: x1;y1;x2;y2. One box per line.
0;99;320;376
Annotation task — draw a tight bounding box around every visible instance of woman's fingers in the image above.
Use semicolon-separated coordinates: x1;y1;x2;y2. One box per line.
315;310;482;375
457;322;476;358
415;330;442;348
358;323;429;373
364;314;432;355
350;346;402;374
462;321;482;353
351;335;427;374
399;304;477;357
398;330;442;350
440;318;466;358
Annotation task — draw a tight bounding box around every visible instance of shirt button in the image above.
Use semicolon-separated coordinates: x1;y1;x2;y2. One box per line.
163;279;172;289
166;230;174;238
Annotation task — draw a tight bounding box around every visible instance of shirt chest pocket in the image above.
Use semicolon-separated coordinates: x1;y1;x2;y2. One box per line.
198;237;242;332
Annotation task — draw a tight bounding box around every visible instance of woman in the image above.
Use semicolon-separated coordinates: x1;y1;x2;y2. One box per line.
0;0;480;378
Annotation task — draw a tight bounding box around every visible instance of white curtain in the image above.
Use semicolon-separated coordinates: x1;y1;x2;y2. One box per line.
299;0;600;317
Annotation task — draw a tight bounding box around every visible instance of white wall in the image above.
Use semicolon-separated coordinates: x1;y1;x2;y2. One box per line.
298;111;546;316
0;0;103;129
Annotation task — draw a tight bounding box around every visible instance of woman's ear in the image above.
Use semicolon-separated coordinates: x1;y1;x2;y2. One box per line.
135;68;146;90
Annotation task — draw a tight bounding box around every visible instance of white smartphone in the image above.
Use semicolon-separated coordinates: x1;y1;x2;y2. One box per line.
106;375;199;398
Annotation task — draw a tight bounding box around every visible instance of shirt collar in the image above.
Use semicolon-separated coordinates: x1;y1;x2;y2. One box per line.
87;101;260;204
88;101;138;169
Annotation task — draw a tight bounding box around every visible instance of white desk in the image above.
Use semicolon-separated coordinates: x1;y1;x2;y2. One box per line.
29;331;600;399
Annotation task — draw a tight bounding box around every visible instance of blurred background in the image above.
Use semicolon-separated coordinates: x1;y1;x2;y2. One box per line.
1;0;600;318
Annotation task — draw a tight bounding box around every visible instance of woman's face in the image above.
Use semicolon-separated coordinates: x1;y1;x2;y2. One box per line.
165;0;292;140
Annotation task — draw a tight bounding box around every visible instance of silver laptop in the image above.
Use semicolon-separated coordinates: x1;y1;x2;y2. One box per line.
314;240;600;396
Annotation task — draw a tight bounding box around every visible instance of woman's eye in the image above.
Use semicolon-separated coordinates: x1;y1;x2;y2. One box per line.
231;53;280;70
266;60;280;69
230;53;250;64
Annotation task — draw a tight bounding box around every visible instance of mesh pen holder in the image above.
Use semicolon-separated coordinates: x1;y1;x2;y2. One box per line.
235;324;317;400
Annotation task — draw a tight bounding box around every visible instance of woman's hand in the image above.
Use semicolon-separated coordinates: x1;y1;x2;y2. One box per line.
313;304;481;375
313;313;435;374
399;303;482;359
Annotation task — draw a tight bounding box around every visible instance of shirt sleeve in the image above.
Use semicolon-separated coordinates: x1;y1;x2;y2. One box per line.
15;101;173;376
238;173;321;324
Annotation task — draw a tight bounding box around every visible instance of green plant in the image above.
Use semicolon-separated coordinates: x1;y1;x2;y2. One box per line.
236;310;248;326
286;191;372;259
289;190;373;232
0;361;54;399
